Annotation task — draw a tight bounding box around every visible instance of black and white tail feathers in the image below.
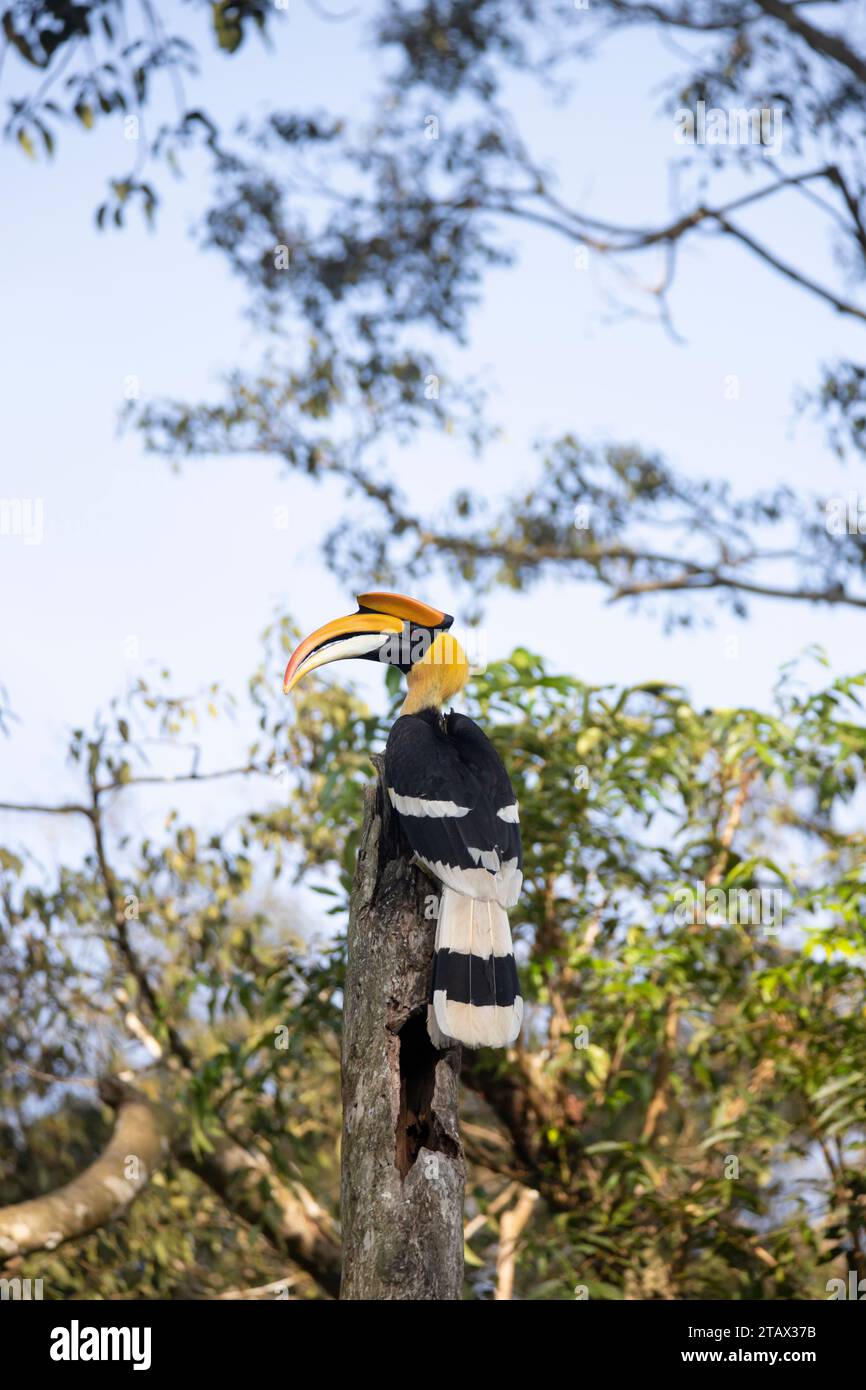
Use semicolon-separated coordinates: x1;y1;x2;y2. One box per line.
384;707;524;1050
427;887;523;1049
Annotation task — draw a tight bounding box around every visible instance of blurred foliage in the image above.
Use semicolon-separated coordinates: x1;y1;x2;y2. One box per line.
2;625;866;1298
137;1;866;618
1;0;273;222
6;3;866;615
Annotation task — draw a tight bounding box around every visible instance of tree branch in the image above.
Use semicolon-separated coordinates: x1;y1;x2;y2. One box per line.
753;0;866;84
494;1186;540;1300
0;1077;170;1261
178;1132;342;1300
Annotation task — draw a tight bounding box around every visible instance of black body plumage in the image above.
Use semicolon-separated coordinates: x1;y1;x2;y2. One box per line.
384;708;524;1048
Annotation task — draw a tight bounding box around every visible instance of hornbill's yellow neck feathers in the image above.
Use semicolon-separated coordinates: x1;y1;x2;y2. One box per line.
400;632;470;715
283;591;523;1051
283;591;465;708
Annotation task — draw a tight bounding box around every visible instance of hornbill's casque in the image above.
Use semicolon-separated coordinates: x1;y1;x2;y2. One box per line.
284;592;523;1049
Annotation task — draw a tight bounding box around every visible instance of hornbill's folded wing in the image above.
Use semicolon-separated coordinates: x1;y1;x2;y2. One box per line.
445;710;522;878
384;712;522;909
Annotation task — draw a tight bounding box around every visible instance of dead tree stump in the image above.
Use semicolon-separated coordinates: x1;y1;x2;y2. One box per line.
340;756;465;1300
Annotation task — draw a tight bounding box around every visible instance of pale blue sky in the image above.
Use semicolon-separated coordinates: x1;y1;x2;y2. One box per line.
0;5;860;853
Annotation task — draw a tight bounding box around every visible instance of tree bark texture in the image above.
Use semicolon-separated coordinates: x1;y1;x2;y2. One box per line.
340;757;465;1300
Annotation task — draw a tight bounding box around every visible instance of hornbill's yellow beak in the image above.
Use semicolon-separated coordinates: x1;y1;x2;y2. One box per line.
283;591;453;694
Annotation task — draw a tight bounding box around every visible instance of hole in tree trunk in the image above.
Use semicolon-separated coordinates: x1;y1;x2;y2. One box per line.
395;1011;441;1179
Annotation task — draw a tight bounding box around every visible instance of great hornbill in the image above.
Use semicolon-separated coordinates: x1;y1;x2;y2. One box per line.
284;591;523;1049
